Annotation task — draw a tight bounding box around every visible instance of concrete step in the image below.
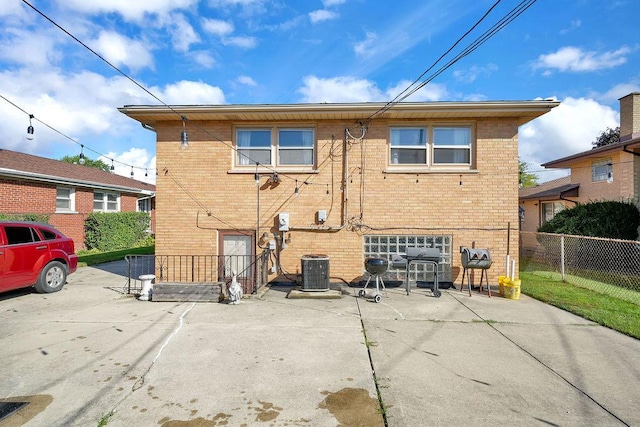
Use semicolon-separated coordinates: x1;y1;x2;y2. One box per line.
151;283;223;302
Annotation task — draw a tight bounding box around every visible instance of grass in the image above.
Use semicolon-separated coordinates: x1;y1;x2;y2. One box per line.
78;245;154;267
520;271;640;340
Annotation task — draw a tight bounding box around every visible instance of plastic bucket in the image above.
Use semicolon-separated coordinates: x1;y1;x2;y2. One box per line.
503;279;521;300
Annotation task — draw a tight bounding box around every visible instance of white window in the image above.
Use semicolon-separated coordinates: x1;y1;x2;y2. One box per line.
278;129;314;165
390;128;427;164
56;187;75;212
541;201;564;224
237;129;272;166
94;191;120;212
390;126;472;167
433;127;471;164
236;127;315;167
592;159;612;182
137;198;152;213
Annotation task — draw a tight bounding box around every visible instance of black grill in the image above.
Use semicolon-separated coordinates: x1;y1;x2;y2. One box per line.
460;247;492;297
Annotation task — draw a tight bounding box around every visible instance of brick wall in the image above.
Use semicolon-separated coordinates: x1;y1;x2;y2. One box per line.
154;116;522;285
620;92;640;138
1;177;148;250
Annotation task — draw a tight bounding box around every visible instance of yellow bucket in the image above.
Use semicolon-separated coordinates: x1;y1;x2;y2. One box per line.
498;276;507;295
503;279;521;300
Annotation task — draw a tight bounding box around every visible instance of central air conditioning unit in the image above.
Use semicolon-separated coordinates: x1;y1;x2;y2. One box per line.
301;254;330;291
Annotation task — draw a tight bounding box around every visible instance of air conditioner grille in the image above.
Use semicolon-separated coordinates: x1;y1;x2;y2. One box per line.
301;254;330;291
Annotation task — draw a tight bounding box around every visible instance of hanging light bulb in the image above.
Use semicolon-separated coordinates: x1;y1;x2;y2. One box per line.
294;180;299;196
79;145;86;165
180;116;189;150
26;115;34;140
145;168;148;178
130;166;134;178
110;159;115;173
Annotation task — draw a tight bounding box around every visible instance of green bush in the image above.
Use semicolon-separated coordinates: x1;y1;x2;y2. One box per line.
0;213;50;223
85;212;151;251
538;201;639;240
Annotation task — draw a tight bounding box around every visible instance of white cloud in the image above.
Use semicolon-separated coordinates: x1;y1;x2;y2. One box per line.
309;10;338;24
202;18;234;37
191;51;217;68
297;75;447;103
92;31;154;72
534;46;632;73
323;0;347;6
156;80;226;104
221;36;257;48
519;96;619;181
593;82;640;104
0;28;61;68
169;14;200;52
453;64;498;83
354;32;378;57
236;75;257;86
59;0;198;21
100;149;156;184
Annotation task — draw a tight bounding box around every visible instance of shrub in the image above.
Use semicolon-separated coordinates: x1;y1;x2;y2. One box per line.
85;212;151;251
538;201;639;240
0;213;50;223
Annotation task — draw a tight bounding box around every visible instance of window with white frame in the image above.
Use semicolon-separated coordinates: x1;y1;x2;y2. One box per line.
93;191;120;212
592;158;612;182
236;127;315;167
390;125;472;167
137;198;152;213
237;129;272;166
390;128;427;164
433;127;471;164
56;187;75;212
541;201;564;224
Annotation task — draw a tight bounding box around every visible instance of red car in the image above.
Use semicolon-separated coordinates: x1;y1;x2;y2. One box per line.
0;221;78;293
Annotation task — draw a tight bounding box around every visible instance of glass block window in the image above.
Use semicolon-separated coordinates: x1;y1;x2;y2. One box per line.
363;234;453;285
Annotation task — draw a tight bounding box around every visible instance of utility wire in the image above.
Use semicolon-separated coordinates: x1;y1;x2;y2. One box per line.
20;0;330;189
364;0;537;124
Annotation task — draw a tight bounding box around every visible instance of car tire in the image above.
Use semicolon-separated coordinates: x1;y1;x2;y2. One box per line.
35;261;67;293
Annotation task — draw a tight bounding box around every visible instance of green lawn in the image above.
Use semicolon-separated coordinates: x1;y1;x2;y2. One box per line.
520;271;640;340
77;245;154;266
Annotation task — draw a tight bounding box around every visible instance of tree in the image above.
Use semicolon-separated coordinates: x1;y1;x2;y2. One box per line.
60;155;111;172
518;159;539;188
592;126;620;148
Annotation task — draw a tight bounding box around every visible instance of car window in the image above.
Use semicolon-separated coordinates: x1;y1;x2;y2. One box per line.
40;228;58;240
4;226;42;245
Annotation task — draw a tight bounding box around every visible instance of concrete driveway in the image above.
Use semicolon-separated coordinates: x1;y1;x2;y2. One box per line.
0;261;638;426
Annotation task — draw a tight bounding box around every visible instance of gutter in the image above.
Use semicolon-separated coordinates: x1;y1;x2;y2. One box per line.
0;168;154;195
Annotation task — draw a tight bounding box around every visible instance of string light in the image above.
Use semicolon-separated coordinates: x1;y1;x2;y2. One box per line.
130;165;134;177
26;114;34;140
294;180;299;196
79;144;86;165
110;159;115;173
180;116;189;150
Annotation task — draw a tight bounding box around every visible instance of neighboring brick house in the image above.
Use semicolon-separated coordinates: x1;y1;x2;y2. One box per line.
119;100;558;289
0;149;156;249
519;92;640;233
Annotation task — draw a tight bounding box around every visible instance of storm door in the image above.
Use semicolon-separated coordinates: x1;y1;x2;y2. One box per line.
219;230;255;294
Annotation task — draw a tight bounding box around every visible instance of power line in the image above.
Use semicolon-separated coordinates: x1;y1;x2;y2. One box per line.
364;0;537;124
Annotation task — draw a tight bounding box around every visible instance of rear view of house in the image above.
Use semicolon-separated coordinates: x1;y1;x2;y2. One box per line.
119;100;558;291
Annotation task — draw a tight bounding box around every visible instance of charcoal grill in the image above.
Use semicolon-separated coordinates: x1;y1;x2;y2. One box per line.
396;247;441;298
460;247;492;297
359;258;388;303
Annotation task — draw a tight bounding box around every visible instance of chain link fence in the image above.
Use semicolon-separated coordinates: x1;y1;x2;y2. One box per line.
520;231;640;305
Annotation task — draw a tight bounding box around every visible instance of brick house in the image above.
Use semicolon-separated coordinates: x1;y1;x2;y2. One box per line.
519;92;640;233
0;149;156;249
119;100;558;290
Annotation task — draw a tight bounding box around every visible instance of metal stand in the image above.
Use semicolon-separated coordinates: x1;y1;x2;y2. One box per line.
406;260;440;298
460;267;491;297
359;274;386;303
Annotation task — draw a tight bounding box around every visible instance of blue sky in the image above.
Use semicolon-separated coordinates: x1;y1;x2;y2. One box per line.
1;0;638;184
